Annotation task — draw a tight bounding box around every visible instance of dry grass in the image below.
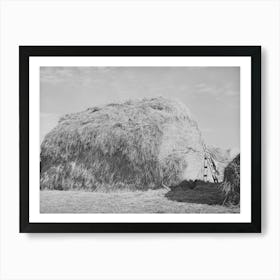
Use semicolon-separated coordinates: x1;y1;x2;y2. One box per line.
40;189;239;213
40;97;205;191
221;154;240;205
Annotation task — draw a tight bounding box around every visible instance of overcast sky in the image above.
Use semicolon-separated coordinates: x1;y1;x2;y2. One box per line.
40;66;240;149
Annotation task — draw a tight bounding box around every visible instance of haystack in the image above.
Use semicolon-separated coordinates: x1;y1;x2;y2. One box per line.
221;154;240;204
40;97;205;191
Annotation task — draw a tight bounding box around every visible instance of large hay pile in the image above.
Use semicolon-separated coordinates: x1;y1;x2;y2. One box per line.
40;97;205;191
221;154;240;204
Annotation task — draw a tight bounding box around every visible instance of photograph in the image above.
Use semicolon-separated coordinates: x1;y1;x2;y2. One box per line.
19;46;261;233
40;66;241;214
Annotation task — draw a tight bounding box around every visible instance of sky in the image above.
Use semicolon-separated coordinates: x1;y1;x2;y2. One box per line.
40;67;240;149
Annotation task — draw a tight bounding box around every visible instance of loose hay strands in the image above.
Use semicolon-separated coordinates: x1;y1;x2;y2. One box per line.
221;154;240;205
40;97;204;191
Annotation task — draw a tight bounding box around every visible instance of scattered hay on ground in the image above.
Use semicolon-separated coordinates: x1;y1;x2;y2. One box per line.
40;189;239;213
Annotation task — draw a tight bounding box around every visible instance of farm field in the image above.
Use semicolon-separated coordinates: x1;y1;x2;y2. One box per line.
40;188;240;214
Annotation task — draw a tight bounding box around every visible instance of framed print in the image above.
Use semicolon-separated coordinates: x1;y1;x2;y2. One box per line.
19;46;261;233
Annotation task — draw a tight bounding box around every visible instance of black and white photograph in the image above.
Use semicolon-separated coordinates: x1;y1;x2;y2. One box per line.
19;46;261;233
40;66;241;214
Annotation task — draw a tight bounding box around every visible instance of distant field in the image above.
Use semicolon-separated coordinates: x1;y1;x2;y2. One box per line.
40;189;239;214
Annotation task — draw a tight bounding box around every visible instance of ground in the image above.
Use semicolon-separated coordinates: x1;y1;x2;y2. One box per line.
40;188;239;214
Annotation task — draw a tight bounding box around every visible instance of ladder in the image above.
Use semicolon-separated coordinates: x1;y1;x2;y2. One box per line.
203;153;219;183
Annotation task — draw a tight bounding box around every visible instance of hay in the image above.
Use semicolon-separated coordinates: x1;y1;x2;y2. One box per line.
206;146;239;182
40;97;205;191
221;154;240;205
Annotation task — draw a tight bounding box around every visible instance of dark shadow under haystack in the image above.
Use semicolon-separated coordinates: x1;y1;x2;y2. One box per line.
221;154;240;205
40;97;205;191
169;179;199;190
165;181;225;205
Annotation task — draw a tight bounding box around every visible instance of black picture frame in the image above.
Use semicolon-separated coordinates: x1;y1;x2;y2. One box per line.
19;46;261;233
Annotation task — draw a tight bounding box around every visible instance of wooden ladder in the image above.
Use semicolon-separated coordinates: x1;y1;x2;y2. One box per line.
203;154;219;183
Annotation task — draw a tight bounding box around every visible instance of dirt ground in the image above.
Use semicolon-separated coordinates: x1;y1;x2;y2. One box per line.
40;189;240;214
